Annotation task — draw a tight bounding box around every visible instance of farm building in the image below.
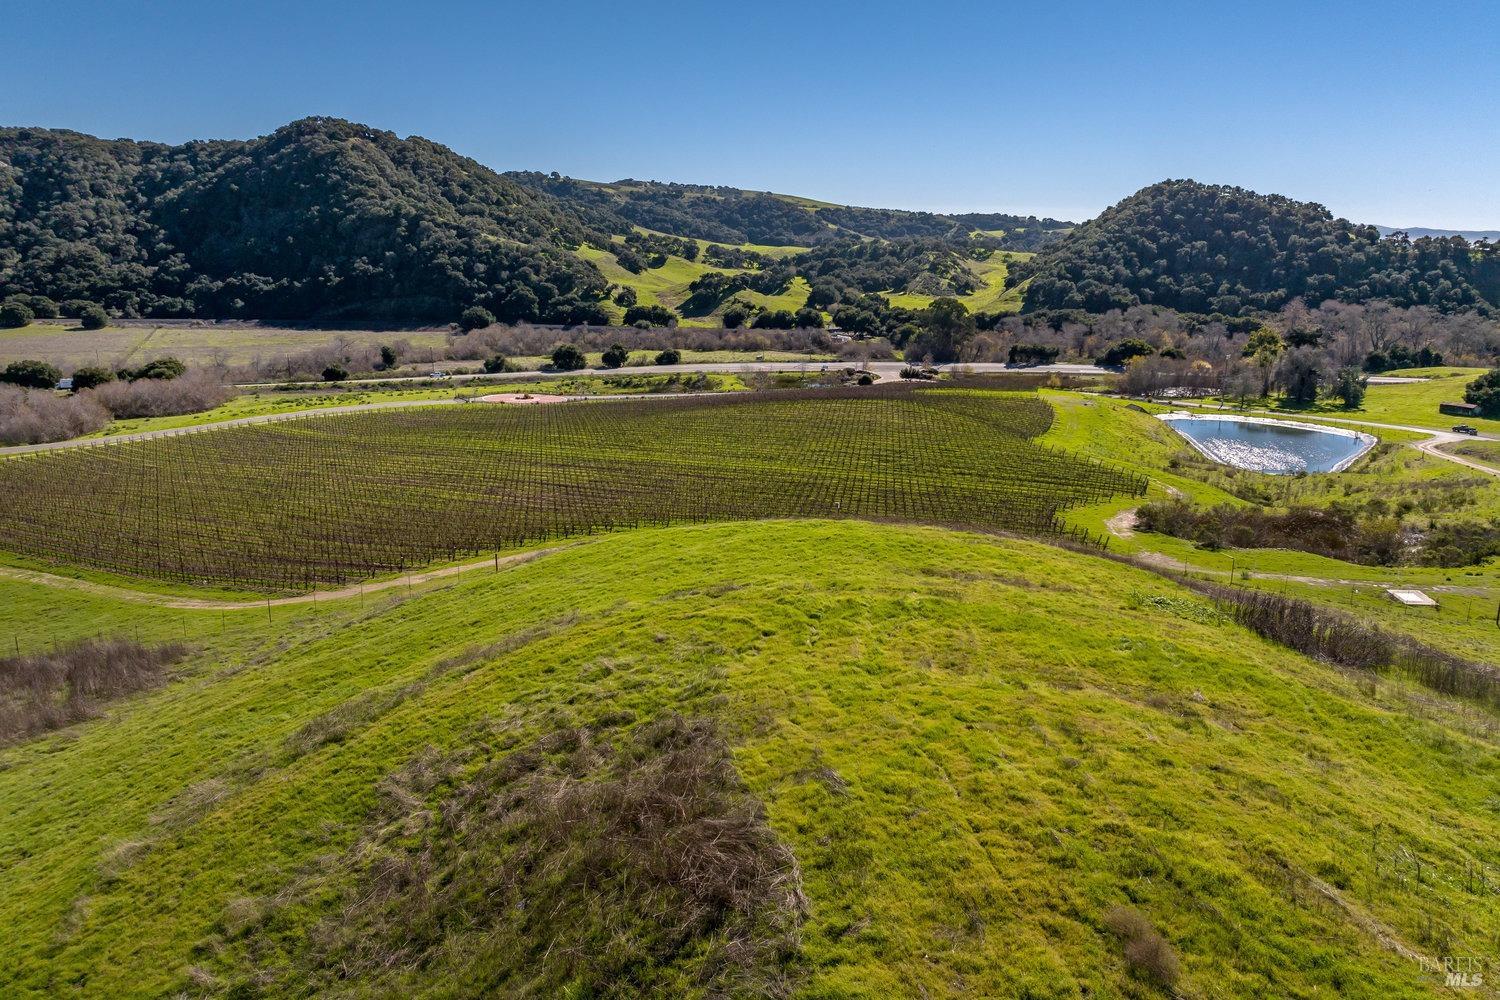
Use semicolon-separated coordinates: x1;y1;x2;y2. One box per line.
1440;401;1481;417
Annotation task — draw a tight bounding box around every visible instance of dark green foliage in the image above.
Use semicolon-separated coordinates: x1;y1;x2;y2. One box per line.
793;307;824;329
0;301;34;328
126;356;186;381
1464;369;1500;417
654;349;680;365
904;298;974;363
321;364;349;382
459;306;495;332
1017;180;1496;315
69;366;115;391
1277;349;1324;405
78;304;109;329
1362;344;1442;373
600;343;629;369
1331;367;1367;408
623;304;677;327
752;310;797;330
378;344;399;369
551;344;588;371
1008;344;1060;365
613;286;637;307
482;354;508;374
722;304;749;329
0;119;609;323
508;173;1071;249
1;359;61;389
1097;338;1154;367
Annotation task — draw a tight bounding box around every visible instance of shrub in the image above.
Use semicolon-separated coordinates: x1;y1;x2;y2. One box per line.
482;354;508;374
70;366;117;391
751;309;797;330
551;344;588;371
857;373;874;386
79;304;110;329
10;294;58;318
126;356;187;381
88;371;235;419
1098;339;1154;367
0;637;188;746
1103;906;1180;988
0;301;34;328
459;306;495;332
1008;343;1060;366
1331;366;1367;409
600;343;629;369
1;359;62;389
793;307;825;329
613;286;637;307
379;344;399;369
623;304;677;327
654;349;681;365
0;384;110;445
722;305;749;329
322;364;349;382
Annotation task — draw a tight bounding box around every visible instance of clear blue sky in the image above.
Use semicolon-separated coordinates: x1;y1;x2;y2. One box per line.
8;0;1498;228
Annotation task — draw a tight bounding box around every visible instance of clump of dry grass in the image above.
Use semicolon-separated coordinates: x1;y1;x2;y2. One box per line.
0;637;188;745
1104;904;1181;988
237;713;807;997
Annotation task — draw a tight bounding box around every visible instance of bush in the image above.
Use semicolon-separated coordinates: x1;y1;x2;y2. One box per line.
379;344;399;369
79;304;110;329
70;366;117;391
9;294;58;318
857;373;874;386
459;306;495;332
1465;369;1500;418
551;344;588;371
613;287;637;307
0;301;34;328
623;304;677;327
322;364;349;382
482;354;508;374
1008;343;1060;366
0;637;187;746
1098;338;1154;367
126;356;187;381
600;343;629;369
88;371;235;419
1103;906;1179;988
793;307;825;329
751;309;797;330
1331;366;1367;409
1;359;62;389
654;349;681;365
0;385;110;444
722;305;749;329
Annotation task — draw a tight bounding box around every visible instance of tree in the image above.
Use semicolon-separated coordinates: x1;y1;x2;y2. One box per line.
379;344;399;369
130;357;187;381
793;307;825;329
601;343;629;369
910;297;975;364
551;344;587;371
1464;369;1500;417
79;304;110;330
722;305;748;329
1098;338;1153;367
70;366;116;391
613;286;637;307
1276;349;1324;406
655;349;681;365
1;359;62;389
0;301;34;328
459;306;495;332
1331;367;1367;409
623;304;677;328
322;364;349;382
1243;327;1284;396
22;295;59;319
482;354;508;374
751;310;796;330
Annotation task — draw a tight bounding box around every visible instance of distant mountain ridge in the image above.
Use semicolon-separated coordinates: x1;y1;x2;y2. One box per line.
1376;225;1500;242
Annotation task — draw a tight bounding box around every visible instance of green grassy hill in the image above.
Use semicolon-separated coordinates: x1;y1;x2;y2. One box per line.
2;519;1495;997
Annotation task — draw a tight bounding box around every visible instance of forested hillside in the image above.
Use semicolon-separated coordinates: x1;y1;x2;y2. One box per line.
0;119;611;323
507;174;1073;249
1014;179;1500;316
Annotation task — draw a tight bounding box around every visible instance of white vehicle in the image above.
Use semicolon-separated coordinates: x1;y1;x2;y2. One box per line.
429;370;450;379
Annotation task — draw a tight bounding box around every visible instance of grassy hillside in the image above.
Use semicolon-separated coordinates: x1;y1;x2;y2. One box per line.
2;519;1496;996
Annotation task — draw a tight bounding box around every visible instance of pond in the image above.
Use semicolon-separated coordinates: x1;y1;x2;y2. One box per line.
1158;412;1376;475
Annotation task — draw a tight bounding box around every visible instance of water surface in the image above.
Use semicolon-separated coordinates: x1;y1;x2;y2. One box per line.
1160;414;1375;474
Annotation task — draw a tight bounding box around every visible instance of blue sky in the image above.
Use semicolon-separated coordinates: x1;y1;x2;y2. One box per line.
8;0;1498;228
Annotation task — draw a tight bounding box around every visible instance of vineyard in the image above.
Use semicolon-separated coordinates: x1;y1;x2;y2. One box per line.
0;385;1144;590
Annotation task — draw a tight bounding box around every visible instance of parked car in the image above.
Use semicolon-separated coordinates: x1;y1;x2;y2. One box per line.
429;370;450;379
1452;424;1479;435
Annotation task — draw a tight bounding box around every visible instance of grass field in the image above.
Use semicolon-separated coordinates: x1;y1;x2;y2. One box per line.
1228;367;1499;434
1;519;1496;996
0;386;1140;589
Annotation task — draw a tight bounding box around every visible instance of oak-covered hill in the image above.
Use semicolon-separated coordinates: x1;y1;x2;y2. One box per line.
506;173;1073;250
1014;179;1500;316
0;118;612;324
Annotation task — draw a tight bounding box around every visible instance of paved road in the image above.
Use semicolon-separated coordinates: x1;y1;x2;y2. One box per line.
235;360;1112;390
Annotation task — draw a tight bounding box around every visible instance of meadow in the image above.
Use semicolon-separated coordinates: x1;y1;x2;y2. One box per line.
1230;367;1499;434
1;519;1495;997
0;386;1142;590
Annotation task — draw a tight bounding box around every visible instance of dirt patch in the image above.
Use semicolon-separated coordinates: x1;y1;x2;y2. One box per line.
1105;507;1139;538
475;392;573;405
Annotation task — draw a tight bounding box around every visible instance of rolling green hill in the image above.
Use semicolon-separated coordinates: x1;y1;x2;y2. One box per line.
2;519;1495;997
